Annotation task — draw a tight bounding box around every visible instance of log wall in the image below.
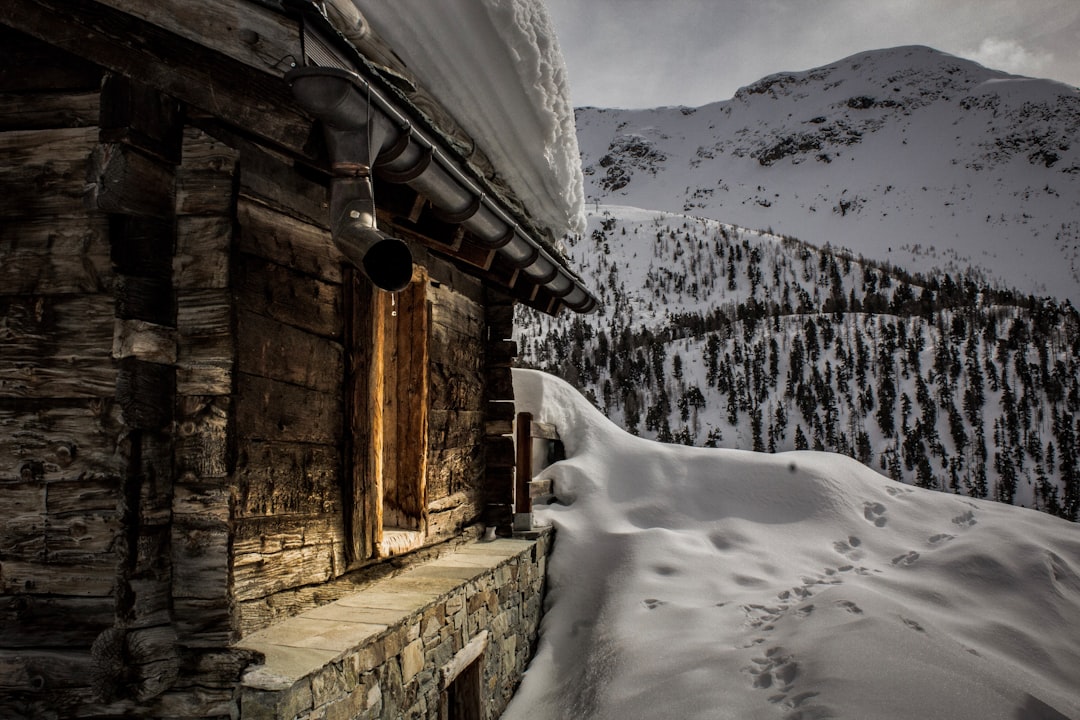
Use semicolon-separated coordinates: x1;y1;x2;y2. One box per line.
0;33;126;719
1;6;525;715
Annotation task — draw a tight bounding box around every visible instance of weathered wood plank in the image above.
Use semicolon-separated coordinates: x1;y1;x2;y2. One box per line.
0;90;100;130
175;395;231;480
0;126;97;219
234;440;342;518
427;410;484;451
86;142;175;218
429;364;485;413
236;199;341;284
174;216;232;290
0;595;114;648
1;553;119;596
233;133;330;228
426;493;482;541
343;266;375;564
0;26;104;93
0;216;113;295
112;319;177;365
0;400;126;479
236;310;343;394
175;126;239;216
485;303;514;341
0;0;314;160
172;515;229;601
235;253;343;339
115;357;174;430
176;289;234;396
99;73;182;164
232;515;343;601
426;446;482;501
93;0;301;83
234;372;341;445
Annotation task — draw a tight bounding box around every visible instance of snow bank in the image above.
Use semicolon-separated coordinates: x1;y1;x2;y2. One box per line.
354;0;586;238
506;369;1080;720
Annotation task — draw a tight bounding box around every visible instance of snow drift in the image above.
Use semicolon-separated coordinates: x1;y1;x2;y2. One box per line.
354;0;586;238
504;369;1080;720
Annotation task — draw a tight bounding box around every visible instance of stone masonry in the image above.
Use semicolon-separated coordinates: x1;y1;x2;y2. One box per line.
236;532;551;719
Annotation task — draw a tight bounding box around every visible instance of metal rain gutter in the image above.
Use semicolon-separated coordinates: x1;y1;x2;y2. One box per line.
285;15;597;314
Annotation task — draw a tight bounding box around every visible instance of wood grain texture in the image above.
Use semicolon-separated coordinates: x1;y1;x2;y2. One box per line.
0;126;97;219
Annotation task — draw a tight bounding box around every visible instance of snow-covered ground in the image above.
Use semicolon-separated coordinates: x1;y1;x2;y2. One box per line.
504;369;1080;720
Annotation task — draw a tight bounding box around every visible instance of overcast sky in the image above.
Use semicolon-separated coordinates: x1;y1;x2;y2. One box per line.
544;0;1080;109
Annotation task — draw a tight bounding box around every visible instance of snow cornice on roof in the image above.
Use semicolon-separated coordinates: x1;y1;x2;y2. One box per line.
282;0;597;315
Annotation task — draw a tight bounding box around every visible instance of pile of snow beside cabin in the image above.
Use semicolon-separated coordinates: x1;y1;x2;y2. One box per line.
505;369;1080;720
354;0;586;238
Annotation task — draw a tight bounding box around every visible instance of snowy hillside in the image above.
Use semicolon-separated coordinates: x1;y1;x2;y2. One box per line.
575;46;1080;304
503;369;1080;720
516;205;1080;519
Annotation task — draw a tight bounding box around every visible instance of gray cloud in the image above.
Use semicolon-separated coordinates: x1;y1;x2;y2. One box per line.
544;0;1080;108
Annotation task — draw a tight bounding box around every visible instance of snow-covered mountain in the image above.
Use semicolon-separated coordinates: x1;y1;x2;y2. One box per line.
575;46;1080;304
518;47;1080;519
503;369;1080;720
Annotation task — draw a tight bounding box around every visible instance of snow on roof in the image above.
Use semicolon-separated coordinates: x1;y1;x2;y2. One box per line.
505;368;1080;720
353;0;586;239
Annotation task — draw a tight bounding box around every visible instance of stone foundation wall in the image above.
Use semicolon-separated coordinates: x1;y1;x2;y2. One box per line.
239;533;551;720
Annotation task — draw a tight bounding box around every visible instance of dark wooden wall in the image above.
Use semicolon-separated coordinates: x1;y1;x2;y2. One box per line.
0;10;520;716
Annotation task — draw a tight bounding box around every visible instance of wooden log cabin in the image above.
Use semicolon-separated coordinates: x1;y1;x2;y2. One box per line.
0;1;595;717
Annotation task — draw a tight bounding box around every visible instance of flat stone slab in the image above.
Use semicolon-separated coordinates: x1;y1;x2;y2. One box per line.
235;537;539;689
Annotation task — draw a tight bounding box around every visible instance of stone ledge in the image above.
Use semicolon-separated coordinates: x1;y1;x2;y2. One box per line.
234;534;548;718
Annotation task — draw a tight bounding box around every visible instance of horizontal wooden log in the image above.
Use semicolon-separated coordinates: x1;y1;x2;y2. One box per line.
232;516;342;602
171;515;228;601
0;90;99;130
485;400;515;422
429;365;485;413
1;553;119;596
429;284;485;340
236;199;341;284
0;400;126;480
175;126;239;216
0;215;113;295
427;495;482;542
0;126;97;219
233;132;329;228
485;436;515;468
484;365;513;402
174;215;232;290
0;0;314;160
99;73;182;164
0;595;114;648
235;253;343;340
86;142;175;218
175;394;231;479
0;648;97;691
0;26;103;93
176;289;234;396
484;418;513;436
235;372;341;445
236;311;343;394
111;319;177;364
485;340;518;367
485;303;515;341
171;597;232;645
426;446;483;501
116;357;174;430
428;409;484;450
234;440;342;518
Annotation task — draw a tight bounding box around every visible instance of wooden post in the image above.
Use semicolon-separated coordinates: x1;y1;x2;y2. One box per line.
514;411;532;516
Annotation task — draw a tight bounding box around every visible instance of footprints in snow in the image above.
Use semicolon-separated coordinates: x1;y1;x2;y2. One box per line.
863;501;888;527
891;550;920;567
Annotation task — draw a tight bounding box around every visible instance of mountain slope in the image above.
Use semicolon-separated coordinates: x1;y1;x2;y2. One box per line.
575;46;1080;304
517;204;1080;518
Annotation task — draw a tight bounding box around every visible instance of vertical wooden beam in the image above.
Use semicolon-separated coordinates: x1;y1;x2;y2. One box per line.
344;266;375;563
514;411;532;516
